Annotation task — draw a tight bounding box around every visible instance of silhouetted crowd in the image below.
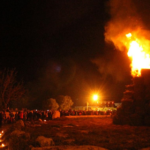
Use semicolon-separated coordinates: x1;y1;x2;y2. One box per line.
0;109;115;127
0;110;53;125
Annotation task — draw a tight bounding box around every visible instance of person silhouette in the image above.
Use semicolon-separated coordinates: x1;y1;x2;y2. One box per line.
0;111;3;128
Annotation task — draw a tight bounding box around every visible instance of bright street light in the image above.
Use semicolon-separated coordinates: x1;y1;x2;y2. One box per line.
93;94;98;101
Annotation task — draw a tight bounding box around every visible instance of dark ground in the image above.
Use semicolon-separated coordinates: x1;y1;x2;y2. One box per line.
22;117;150;150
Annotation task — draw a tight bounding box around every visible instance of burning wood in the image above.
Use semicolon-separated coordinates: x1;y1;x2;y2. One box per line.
126;33;150;77
113;69;150;126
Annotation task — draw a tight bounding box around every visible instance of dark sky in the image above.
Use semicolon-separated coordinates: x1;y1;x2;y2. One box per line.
1;0;139;105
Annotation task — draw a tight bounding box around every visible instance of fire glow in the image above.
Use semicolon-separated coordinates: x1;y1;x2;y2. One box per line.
0;143;5;148
104;0;150;77
125;33;150;77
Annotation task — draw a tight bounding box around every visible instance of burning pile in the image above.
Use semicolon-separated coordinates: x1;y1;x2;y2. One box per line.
104;0;150;125
112;32;150;125
112;31;150;125
113;69;150;126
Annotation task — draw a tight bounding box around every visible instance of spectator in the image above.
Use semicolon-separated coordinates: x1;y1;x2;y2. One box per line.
24;111;27;121
48;111;52;120
27;111;33;121
15;112;19;121
9;111;14;123
19;111;24;120
0;111;3;128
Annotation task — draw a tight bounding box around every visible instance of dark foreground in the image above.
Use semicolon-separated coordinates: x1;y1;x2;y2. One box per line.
21;116;150;150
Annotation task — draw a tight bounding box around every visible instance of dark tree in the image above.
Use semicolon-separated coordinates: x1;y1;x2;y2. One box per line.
42;98;59;110
0;68;25;109
57;95;74;111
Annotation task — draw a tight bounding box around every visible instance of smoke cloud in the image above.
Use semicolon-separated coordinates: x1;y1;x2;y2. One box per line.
105;0;144;51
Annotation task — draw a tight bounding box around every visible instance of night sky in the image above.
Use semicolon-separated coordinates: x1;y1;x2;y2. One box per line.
2;0;148;105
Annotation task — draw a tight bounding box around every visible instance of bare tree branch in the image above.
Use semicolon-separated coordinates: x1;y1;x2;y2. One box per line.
0;68;26;109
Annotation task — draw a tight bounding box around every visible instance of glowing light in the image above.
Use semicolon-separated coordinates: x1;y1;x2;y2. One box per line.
126;33;132;38
93;94;98;101
0;131;4;139
126;32;150;76
1;143;5;147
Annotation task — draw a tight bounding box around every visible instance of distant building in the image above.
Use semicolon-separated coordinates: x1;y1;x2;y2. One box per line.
73;101;119;111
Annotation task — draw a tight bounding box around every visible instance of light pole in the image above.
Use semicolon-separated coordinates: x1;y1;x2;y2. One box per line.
87;102;89;111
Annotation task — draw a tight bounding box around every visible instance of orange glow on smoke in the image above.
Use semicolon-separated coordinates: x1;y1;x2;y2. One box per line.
125;33;150;76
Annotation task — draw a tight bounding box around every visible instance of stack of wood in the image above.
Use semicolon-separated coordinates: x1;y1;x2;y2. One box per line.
113;69;150;126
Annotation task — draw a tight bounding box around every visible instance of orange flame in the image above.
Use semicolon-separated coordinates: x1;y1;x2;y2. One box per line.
126;33;150;77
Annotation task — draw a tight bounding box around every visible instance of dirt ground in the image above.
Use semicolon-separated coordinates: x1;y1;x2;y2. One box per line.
24;116;150;150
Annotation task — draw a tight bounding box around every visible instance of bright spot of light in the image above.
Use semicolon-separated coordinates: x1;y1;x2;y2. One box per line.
93;94;98;101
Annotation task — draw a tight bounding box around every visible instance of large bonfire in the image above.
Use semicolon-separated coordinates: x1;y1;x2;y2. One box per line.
104;0;150;76
105;0;150;125
105;28;150;77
